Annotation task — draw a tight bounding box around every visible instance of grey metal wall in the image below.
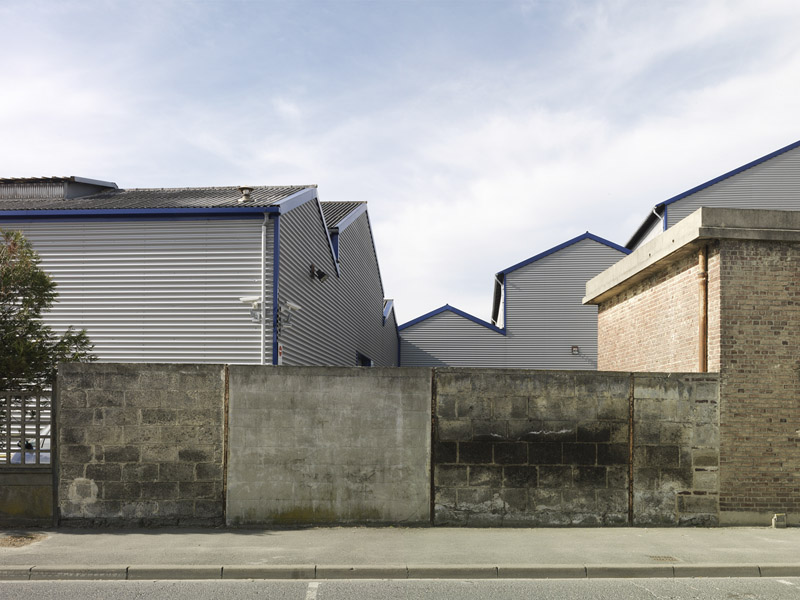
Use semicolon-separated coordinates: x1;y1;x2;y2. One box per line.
400;311;507;367
400;238;625;369
503;238;624;369
666;145;800;228
0;219;265;363
278;200;398;366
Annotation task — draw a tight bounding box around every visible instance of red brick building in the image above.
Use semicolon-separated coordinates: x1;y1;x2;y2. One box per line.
585;207;800;525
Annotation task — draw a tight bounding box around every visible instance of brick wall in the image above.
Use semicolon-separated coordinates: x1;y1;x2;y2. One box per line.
598;244;720;373
433;369;719;526
57;363;225;526
717;239;800;522
596;234;800;524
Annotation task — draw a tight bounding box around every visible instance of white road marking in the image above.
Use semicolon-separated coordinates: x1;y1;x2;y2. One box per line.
306;581;320;600
777;579;795;586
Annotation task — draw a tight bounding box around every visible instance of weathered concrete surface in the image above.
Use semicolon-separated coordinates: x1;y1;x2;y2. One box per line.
433;369;630;527
226;366;431;526
56;363;226;526
633;373;720;526
434;369;720;527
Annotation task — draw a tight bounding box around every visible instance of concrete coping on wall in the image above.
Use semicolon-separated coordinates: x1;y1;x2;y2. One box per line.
584;207;800;305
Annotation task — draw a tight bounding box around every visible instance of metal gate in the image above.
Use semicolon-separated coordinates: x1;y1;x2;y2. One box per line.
0;389;55;525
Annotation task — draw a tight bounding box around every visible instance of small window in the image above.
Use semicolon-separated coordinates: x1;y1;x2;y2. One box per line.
356;352;373;367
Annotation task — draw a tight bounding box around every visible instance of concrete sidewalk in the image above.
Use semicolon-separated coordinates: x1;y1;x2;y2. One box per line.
1;526;799;580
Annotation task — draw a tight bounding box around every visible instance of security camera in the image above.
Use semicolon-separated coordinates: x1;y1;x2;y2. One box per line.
283;301;302;312
239;296;261;306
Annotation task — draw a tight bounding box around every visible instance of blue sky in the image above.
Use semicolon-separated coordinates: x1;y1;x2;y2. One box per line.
3;0;800;322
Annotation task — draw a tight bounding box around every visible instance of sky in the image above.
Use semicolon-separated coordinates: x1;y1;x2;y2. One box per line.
2;0;800;324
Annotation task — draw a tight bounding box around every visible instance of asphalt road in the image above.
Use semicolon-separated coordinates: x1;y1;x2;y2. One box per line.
3;578;800;599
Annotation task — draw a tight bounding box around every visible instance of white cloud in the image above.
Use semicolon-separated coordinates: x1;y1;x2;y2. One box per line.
2;0;800;324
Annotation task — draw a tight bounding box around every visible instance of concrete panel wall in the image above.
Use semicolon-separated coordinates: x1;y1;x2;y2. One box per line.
226;366;431;526
57;363;226;526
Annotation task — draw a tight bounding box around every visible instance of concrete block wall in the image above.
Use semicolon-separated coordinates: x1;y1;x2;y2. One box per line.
434;369;630;526
434;369;720;527
717;239;800;524
55;363;721;527
57;363;225;526
633;373;720;526
226;366;432;526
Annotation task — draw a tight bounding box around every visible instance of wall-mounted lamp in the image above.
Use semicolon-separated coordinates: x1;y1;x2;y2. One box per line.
571;345;580;355
310;264;329;283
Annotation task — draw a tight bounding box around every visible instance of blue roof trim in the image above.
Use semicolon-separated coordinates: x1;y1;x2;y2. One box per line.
335;203;368;231
658;138;800;209
398;304;505;335
273;187;318;213
498;232;630;276
0;206;280;219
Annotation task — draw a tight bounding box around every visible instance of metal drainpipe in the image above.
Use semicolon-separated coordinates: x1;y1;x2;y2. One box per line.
698;244;708;372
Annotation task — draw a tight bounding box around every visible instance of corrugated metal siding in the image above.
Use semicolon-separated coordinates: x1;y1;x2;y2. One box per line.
666;146;800;227
277;200;398;366
398;239;625;369
0;219;265;363
503;239;624;369
400;311;506;367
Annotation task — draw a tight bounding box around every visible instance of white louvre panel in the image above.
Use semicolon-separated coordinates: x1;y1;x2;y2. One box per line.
2;219;265;363
666;146;800;228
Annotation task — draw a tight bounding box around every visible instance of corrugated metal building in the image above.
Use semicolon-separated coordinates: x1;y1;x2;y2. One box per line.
399;233;629;369
0;177;397;366
627;139;800;250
